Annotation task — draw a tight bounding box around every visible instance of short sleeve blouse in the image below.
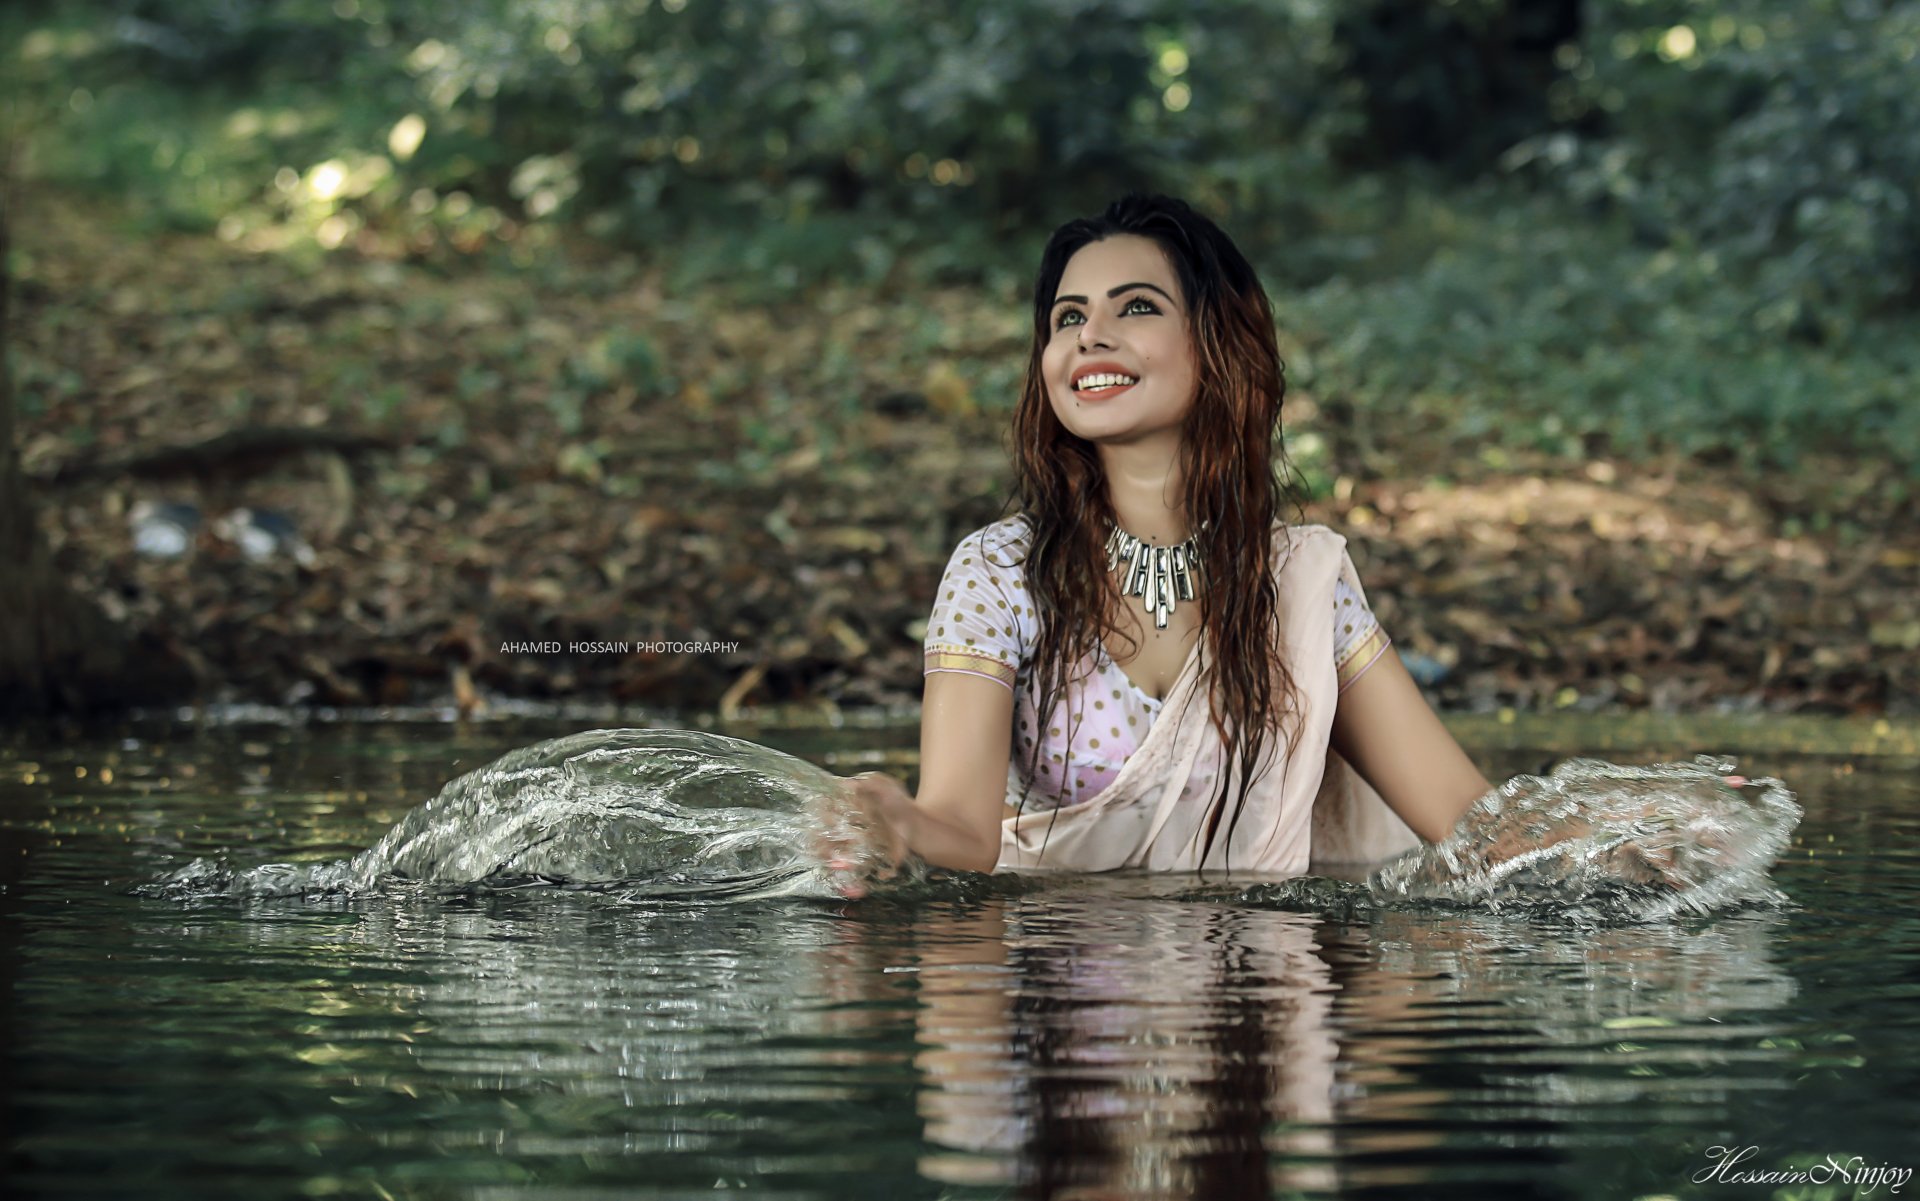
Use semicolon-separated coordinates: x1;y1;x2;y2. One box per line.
919;519;1038;691
923;517;1391;811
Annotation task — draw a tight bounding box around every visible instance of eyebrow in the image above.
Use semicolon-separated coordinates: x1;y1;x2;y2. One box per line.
1051;281;1177;309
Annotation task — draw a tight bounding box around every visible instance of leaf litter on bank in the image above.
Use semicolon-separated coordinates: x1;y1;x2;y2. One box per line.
10;187;1917;717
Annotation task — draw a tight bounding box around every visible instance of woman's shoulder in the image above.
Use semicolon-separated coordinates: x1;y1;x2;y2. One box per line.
947;512;1037;562
1273;520;1344;543
1269;520;1347;561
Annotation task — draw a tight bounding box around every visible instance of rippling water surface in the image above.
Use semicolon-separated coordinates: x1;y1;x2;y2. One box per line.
3;717;1916;1199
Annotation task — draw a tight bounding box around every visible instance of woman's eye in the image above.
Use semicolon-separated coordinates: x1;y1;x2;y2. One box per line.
1055;296;1158;331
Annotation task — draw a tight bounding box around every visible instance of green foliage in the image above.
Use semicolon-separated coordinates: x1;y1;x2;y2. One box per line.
11;0;1347;253
7;0;1920;473
1280;184;1920;472
15;0;1920;329
426;0;1326;239
1505;0;1920;327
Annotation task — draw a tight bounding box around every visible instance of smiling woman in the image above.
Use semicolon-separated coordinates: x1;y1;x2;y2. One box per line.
815;193;1495;883
815;193;1795;897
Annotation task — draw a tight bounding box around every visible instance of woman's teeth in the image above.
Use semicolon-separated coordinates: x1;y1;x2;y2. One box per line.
1075;373;1138;392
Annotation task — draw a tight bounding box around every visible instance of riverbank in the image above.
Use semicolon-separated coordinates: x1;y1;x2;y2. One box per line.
11;185;1917;717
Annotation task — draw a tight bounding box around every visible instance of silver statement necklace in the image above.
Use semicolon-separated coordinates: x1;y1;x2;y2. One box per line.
1104;519;1205;629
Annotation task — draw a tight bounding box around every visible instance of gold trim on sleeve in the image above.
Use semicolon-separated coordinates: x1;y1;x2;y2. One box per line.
924;648;1017;691
1336;627;1391;692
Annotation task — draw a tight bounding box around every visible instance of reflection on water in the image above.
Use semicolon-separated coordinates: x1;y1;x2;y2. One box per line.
77;877;1806;1197
907;896;1342;1195
894;886;1800;1196
2;721;1915;1199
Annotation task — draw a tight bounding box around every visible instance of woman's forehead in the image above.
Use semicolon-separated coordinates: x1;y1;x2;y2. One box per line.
1058;235;1180;296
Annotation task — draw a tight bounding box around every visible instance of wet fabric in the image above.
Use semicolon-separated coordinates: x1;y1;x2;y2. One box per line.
922;516;1419;873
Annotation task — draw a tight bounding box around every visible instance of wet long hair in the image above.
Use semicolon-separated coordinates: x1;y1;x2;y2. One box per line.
999;192;1308;869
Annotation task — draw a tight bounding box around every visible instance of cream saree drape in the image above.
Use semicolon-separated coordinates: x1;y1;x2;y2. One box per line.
996;525;1421;874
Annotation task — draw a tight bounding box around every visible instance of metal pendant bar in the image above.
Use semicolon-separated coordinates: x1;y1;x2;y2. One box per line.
1170;545;1195;602
1106;519;1203;630
1125;548;1152;598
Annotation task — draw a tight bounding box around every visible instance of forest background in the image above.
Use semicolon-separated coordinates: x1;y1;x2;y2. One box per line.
1;0;1915;721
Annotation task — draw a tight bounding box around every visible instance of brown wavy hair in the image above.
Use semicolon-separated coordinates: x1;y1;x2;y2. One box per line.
992;192;1309;869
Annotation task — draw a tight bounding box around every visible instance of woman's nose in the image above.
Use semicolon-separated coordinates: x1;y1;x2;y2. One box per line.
1077;316;1117;351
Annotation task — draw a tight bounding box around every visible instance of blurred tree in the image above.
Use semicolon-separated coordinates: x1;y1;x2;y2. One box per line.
1328;0;1588;172
1512;0;1920;331
48;0;1341;263
0;173;193;716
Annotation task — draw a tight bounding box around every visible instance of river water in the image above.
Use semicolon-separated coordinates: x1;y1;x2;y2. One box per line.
3;715;1916;1199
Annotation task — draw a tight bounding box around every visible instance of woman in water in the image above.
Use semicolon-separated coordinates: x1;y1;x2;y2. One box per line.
160;192;1776;912
821;193;1495;891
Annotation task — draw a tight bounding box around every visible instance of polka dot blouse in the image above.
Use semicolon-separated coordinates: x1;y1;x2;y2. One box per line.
923;515;1392;812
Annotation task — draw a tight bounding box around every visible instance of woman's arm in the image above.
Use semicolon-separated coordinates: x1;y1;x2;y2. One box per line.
1328;650;1490;844
826;670;1013;878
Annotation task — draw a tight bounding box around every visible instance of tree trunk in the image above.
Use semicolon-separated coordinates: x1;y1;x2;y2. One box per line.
0;182;193;717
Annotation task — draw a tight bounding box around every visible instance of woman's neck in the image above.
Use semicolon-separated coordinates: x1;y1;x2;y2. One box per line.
1099;437;1190;545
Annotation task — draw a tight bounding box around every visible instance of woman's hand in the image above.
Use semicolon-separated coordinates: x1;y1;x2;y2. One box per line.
1372;756;1797;920
1465;770;1755;889
814;771;916;899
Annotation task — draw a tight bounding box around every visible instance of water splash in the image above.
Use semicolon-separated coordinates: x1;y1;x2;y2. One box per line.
1365;754;1802;923
139;729;883;902
139;734;1799;923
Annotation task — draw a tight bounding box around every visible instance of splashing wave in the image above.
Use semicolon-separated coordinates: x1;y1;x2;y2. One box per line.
1364;755;1802;923
138;734;1799;924
138;729;867;902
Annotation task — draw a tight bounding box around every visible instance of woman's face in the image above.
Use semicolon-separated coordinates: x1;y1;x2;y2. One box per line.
1041;234;1198;448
